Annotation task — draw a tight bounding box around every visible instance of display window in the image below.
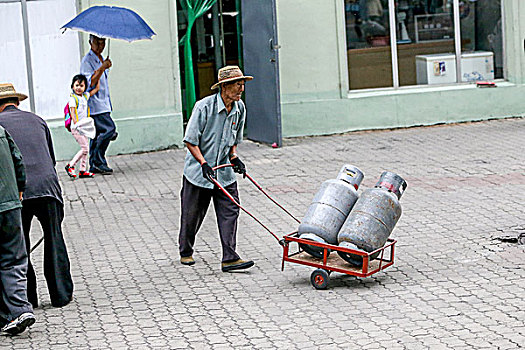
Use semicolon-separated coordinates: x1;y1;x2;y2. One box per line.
345;0;503;90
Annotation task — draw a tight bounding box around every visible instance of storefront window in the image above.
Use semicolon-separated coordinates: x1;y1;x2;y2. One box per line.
397;0;456;86
346;0;393;89
344;0;503;90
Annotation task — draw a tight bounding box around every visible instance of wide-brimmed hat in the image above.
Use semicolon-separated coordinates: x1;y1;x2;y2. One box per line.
0;83;28;102
211;65;253;90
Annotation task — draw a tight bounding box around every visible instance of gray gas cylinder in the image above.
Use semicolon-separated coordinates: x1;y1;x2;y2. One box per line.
298;164;364;258
337;171;407;266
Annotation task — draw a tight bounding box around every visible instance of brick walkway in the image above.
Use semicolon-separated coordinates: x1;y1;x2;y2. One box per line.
3;118;524;349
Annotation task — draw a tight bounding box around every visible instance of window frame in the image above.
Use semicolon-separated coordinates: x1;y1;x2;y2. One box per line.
341;0;506;93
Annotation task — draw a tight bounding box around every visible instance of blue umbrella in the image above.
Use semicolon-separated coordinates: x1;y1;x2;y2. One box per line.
61;5;155;42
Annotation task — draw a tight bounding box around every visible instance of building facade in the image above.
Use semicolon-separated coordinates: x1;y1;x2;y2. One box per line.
1;0;523;160
1;0;183;160
276;0;525;138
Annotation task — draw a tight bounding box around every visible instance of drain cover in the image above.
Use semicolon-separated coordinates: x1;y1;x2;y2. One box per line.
495;225;525;244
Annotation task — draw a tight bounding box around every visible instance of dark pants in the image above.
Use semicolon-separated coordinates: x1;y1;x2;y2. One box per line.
21;197;73;308
0;208;33;323
179;176;241;262
89;112;116;170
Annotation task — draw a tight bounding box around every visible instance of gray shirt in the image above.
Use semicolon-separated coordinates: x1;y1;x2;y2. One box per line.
183;93;245;189
0;106;62;203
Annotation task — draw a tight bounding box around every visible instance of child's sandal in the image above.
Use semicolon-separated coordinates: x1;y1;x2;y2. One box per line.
78;171;94;178
65;164;76;178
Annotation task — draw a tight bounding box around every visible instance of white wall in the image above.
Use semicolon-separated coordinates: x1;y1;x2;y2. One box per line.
0;2;30;111
0;0;80;119
27;0;80;119
276;0;343;102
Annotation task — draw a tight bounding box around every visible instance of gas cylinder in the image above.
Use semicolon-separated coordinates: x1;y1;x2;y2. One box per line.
337;171;407;266
298;164;364;258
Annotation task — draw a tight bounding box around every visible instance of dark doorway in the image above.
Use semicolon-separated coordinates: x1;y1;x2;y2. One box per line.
176;0;243;119
176;0;283;146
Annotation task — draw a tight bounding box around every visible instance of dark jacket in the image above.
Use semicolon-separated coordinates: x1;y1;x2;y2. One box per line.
0;125;25;213
0;106;62;203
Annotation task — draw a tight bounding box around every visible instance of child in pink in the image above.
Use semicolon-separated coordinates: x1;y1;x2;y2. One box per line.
65;74;99;178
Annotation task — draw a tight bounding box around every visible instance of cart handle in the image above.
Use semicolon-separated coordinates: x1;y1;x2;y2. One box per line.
212;164;300;222
210;164;293;246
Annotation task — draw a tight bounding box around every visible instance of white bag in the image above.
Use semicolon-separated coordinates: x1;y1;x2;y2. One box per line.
74;117;96;139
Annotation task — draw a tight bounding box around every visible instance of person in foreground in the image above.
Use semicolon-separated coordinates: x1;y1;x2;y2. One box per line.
0;83;74;309
0;90;35;335
179;65;255;272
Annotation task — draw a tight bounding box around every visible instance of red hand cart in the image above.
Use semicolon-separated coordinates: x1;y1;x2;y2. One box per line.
210;165;397;289
282;233;396;289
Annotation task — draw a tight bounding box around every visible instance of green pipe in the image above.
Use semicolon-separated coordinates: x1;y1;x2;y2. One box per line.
184;18;196;116
179;0;217;120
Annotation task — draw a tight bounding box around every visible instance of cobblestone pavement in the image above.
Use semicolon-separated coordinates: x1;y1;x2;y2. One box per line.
3;118;524;349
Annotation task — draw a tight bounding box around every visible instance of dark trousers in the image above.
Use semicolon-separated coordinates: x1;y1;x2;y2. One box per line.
179;176;241;262
89;112;116;170
0;208;33;323
21;197;73;307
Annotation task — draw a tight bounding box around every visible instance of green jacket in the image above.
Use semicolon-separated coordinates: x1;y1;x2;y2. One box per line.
0;125;25;213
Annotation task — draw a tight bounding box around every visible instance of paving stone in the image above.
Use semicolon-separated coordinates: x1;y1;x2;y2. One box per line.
3;118;524;348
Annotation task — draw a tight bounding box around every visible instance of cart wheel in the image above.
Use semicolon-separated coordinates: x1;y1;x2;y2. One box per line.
310;269;330;290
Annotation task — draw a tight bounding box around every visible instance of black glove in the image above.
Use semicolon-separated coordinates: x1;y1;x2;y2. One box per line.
230;157;246;177
201;162;215;182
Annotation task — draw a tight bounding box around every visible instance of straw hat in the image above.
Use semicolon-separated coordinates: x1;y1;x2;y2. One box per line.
211;66;253;90
0;83;28;102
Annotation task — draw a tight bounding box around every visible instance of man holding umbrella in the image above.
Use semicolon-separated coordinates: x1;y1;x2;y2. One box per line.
80;34;116;175
63;6;156;175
